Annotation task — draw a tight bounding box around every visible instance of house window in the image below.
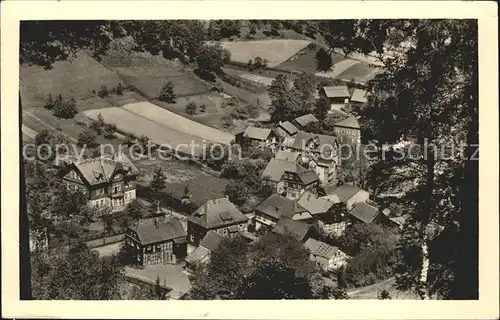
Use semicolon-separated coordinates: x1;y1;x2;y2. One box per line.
113;183;121;194
189;234;194;242
67;184;71;190
223;228;228;235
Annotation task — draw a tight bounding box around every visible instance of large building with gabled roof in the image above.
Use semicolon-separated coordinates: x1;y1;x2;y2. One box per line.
186;197;248;253
60;152;139;212
125;215;187;266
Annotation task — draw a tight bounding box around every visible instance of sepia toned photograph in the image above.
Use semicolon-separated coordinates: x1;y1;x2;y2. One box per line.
1;1;498;319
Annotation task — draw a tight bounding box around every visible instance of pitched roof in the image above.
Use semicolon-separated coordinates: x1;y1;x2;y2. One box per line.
323;184;362;203
188;198;248;229
291;131;338;159
323;86;350;98
130;216;186;245
334;116;360;129
242;126;272;141
349;202;380;223
350;88;368;104
305;238;341;259
272;217;312;242
200;230;225;251
255;194;307;220
74;152;139;185
294;114;319;128
297;191;335;215
278;121;299;136
261;158;318;185
185;246;210;264
275;150;300;162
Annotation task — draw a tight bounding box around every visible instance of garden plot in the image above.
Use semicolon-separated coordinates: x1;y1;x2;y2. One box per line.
220;39;311;67
83;107;206;157
20;50;123;109
335;62;382;82
122;102;234;145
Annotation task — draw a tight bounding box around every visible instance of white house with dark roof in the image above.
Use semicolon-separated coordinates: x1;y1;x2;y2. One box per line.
60;152;139;212
333;116;361;143
186;197;248;253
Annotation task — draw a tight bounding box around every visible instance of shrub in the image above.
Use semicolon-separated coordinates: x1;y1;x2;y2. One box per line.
307;42;318;50
77;130;98;148
53;96;78;119
159;81;176;103
199;104;207;113
185;102;197;115
103;123;117;139
89;121;103;135
98;85;109;98
231;104;259;120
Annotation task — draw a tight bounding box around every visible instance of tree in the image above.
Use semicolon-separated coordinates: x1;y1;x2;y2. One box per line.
126;199;147;221
98;85;109;98
52;95;78;119
149;168;166;195
185;101;198;115
231;103;259;120
159;82;176;103
316;19;478;299
31;242;124;299
77;130;99;148
378;289;392;300
102;123;117;139
51;187;88;219
20;20;126;300
314;96;330;120
196;43;231;74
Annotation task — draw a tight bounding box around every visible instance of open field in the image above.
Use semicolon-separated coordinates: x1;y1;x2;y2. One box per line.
102;51;210;99
83;107;204;156
220;39;311;67
277;47;345;74
20;50;123;109
122;101;234;145
135;158;229;205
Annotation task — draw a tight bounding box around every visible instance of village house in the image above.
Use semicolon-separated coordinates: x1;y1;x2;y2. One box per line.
297;191;348;236
60;152;139;212
304;238;348;271
275;121;299;138
125;216;187;267
321;183;369;211
320;85;350;112
293;113;319;130
349;88;368;108
235;126;278;151
333;116;361;144
186;197;248;254
349;201;389;225
254;194;312;230
184;230;225;271
290;131;339;185
261;158;319;200
271;216;316;243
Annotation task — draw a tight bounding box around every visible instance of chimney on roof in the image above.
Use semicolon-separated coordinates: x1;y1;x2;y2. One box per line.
154;218;159;228
275;206;281;212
